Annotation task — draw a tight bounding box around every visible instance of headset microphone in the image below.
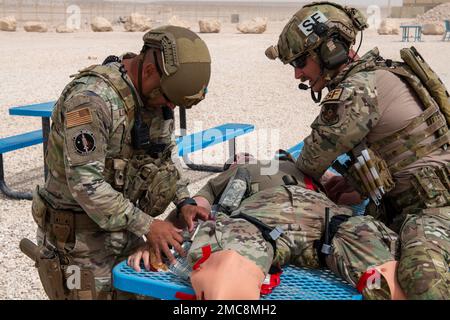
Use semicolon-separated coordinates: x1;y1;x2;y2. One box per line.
298;83;309;90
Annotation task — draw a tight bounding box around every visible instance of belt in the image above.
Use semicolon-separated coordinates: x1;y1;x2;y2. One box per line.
47;207;100;231
45;206;101;251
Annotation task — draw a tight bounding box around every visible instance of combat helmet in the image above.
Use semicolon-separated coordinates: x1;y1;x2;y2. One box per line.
266;1;367;71
141;26;211;108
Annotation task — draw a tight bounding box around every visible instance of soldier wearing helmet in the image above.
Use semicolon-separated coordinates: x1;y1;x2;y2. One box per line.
26;26;211;299
266;2;450;300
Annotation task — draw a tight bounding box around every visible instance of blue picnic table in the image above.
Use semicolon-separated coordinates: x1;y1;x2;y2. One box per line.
400;25;422;42
113;261;362;300
3;102;254;199
444;20;450;41
9;101;54;178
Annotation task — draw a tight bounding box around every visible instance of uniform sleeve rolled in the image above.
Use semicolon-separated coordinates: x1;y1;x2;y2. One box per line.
62;93;152;237
296;83;380;181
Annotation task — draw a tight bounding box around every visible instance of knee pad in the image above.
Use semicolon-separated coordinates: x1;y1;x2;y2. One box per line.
190;250;265;300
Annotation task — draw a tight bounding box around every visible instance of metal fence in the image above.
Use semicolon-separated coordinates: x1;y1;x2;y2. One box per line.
0;0;306;28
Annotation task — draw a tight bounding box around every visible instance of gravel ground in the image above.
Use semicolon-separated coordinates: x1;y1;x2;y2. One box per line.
1;21;449;299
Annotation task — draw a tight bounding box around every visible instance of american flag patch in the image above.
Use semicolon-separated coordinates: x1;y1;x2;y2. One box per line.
66;108;93;128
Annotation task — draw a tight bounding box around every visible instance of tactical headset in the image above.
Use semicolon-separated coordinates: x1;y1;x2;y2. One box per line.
313;22;351;70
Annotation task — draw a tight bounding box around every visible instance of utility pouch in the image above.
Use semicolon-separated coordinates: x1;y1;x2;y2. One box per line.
105;231;129;255
411;166;450;210
139;162;179;217
31;185;47;229
217;167;252;214
369;148;395;193
113;158;128;189
400;47;450;128
126;162;159;204
435;164;450;191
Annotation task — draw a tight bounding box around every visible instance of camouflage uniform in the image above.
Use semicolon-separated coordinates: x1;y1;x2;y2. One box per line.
31;58;189;299
188;161;399;299
294;48;450;299
264;1;449;298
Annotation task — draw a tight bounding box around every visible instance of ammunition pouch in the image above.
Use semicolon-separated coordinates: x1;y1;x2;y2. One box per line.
394;165;450;215
31;185;48;229
344;148;395;198
124;154;179;217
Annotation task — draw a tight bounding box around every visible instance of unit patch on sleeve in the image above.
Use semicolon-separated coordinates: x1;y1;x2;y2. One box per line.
73;130;96;155
320;104;341;125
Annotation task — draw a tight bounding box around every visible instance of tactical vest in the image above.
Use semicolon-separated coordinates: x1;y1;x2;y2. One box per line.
333;48;450;202
72;63;138;189
71;63;175;192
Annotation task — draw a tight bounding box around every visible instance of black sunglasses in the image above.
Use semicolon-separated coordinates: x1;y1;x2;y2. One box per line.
289;54;308;69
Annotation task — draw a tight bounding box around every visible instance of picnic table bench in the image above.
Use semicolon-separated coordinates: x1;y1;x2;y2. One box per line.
1;101;254;200
400;25;422;42
444;20;450;41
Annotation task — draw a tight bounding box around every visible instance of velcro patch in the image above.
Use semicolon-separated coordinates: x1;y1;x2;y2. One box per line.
320;104;340;125
298;10;328;36
66;107;93;129
72;130;96;155
324;88;344;102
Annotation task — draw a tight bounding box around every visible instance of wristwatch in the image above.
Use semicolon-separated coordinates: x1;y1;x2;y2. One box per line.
176;197;197;218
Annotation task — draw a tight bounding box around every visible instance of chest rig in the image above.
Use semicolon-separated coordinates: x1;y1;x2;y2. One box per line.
331;48;450;205
73;62;137;190
72;60;175;193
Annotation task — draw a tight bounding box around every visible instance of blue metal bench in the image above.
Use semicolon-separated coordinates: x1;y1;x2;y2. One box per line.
400;25;422;42
112;261;362;300
0;117;254;200
0;130;44;200
444;20;450;41
177;123;254;172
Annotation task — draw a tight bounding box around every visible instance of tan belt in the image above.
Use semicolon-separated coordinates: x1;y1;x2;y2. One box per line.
46;207;101;251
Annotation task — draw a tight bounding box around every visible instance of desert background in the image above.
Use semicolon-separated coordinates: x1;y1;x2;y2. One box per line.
0;0;449;299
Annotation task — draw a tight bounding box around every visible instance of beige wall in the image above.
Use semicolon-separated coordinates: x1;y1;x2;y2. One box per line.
392;0;450;18
404;0;450;5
